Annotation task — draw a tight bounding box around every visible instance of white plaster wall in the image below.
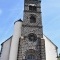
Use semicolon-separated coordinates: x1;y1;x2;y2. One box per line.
1;37;12;60
9;21;22;60
43;35;58;60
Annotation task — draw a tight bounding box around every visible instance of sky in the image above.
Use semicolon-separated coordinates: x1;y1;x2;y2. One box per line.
0;0;60;54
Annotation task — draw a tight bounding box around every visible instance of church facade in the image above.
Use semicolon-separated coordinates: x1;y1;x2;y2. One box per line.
0;0;58;60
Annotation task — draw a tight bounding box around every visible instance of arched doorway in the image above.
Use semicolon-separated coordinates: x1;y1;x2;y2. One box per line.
25;49;38;60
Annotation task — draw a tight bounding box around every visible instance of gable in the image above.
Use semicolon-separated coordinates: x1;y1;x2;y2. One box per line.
0;36;12;60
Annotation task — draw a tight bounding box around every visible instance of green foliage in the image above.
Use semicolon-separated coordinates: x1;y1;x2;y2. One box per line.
58;53;60;60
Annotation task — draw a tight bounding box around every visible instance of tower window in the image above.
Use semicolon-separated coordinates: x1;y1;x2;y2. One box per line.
29;6;32;11
30;16;36;23
28;33;37;42
27;54;35;60
29;6;37;11
25;49;37;60
31;0;38;1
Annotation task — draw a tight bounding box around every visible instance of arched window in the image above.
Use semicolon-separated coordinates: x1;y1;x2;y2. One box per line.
27;54;35;60
30;15;36;23
25;49;38;60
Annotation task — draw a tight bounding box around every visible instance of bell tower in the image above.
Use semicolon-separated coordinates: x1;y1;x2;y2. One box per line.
17;0;46;60
22;0;43;38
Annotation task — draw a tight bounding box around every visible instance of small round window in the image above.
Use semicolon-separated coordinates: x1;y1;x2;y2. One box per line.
28;33;37;42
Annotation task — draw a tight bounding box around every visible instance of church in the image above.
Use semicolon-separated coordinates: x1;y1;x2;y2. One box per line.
0;0;58;60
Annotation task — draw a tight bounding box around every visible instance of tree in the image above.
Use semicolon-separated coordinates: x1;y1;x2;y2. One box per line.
58;53;60;60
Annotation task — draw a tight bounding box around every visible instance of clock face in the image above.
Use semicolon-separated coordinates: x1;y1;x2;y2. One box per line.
28;33;37;42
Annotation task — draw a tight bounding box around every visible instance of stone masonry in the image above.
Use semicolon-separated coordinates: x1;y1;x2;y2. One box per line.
17;0;46;60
